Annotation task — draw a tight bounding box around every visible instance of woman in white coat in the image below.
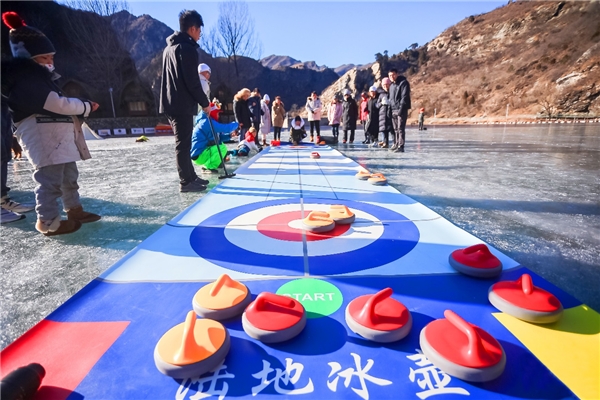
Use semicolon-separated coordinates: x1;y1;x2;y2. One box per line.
305;91;322;142
260;94;272;146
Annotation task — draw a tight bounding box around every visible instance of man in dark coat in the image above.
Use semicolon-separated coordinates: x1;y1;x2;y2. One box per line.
247;88;262;146
159;10;210;192
388;68;411;153
341;89;358;144
375;78;393;148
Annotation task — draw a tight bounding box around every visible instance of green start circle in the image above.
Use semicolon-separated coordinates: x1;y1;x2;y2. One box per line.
276;279;343;319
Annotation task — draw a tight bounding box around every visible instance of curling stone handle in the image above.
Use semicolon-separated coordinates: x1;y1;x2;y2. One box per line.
174;311;209;364
444;310;487;363
519;273;534;295
306;211;330;221
358;288;394;325
463;243;491;256
210;274;234;296
255;293;295;310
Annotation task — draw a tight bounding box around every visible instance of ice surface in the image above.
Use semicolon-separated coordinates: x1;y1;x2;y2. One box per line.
1;123;599;349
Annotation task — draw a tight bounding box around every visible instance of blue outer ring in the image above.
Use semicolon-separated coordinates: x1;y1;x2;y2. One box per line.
189;198;419;276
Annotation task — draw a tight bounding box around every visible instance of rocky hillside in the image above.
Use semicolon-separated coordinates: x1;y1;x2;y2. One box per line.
320;0;600;120
260;54;301;69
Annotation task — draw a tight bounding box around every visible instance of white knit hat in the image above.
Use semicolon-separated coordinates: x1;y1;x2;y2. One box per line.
263;94;270;101
342;89;351;95
369;85;377;92
198;63;211;74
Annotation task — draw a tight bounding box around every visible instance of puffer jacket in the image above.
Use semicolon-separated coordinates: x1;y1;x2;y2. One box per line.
341;98;358;130
327;102;342;125
234;98;251;128
159;31;209;115
359;96;369;122
260;100;271;134
1;58;92;169
375;88;393;132
190;112;238;160
305;97;322;121
364;94;379;135
389;75;411;113
272;101;285;127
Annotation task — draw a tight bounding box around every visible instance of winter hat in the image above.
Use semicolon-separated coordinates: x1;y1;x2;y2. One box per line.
342;89;351;95
369;85;377;92
209;102;221;120
382;77;391;85
263;94;270;101
245;129;255;142
198;63;211;74
2;12;56;59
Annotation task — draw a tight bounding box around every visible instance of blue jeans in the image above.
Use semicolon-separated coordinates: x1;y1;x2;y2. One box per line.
32;162;81;221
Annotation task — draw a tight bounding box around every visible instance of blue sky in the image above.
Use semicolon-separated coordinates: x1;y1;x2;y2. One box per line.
128;1;506;68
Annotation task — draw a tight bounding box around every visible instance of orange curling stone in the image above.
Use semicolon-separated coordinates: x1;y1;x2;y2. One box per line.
329;205;355;225
193;274;252;321
310;151;320;159
242;292;306;343
368;173;387;186
302;210;335;233
345;287;412;343
488;273;563;323
449;243;502;278
420;310;506;382
355;170;371;180
154;311;230;379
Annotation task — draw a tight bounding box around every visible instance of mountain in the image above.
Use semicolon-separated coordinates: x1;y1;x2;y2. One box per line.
319;0;600;120
260;55;301;69
334;64;364;76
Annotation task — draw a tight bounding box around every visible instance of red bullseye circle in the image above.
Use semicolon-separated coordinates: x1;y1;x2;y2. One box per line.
257;211;350;242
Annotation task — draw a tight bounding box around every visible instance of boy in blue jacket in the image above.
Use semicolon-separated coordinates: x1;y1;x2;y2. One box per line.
190;104;238;172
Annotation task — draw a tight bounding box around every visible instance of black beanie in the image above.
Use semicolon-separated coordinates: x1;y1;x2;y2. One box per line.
2;12;56;59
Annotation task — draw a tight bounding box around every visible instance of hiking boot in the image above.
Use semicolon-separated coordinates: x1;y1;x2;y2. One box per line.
1;208;25;224
66;205;101;223
1;196;34;213
180;180;207;193
36;216;82;236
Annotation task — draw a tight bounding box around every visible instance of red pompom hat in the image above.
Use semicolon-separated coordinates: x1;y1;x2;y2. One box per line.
2;11;56;58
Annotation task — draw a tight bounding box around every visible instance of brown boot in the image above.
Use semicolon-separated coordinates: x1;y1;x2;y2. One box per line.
66;205;101;223
36;217;82;236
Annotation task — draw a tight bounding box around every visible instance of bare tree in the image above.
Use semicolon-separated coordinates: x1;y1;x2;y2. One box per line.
200;27;220;58
538;98;558;120
213;0;262;76
63;0;129;16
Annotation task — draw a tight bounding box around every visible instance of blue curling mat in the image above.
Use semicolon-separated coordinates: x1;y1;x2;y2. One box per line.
2;143;595;400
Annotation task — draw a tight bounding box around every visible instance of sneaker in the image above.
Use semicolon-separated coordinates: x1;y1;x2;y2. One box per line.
380;143;388;148
342;140;347;144
393;147;405;153
180;180;207;193
390;143;398;150
36;216;82;236
1;208;25;224
195;177;209;185
1;196;34;213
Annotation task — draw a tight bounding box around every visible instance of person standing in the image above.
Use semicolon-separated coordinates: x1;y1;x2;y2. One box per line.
159;9;210;193
2;11;101;235
418;108;425;130
233;88;252;138
327;97;342;144
260;94;272;146
365;86;380;147
359;92;369;144
388;68;411;152
306;91;322;143
341;89;358;144
375;77;393;148
271;96;285;141
248;88;262;146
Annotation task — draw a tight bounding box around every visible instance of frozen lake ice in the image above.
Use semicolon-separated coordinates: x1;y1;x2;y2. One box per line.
1;123;599;349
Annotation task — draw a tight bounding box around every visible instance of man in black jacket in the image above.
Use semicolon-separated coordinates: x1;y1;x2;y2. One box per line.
160;10;210;192
388;68;411;153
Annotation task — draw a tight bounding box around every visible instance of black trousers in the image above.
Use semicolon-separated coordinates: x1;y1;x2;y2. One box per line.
343;129;355;142
273;126;282;140
392;109;408;148
166;114;197;186
309;120;320;136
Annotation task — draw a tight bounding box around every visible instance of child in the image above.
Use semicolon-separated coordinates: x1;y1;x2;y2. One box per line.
2;12;100;236
191;103;238;172
231;127;260;157
418;108;425;131
290;116;306;145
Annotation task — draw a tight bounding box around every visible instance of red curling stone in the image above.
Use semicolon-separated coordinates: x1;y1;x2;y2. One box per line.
310;151;320;159
242;292;306;343
488;273;563;323
345;287;412;343
449;243;502;278
420;310;506;382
